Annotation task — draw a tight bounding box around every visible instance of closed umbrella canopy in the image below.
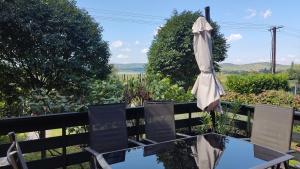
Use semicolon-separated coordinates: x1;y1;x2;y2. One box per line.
191;17;225;112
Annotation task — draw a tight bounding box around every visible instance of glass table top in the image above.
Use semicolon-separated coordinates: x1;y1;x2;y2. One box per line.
100;133;293;169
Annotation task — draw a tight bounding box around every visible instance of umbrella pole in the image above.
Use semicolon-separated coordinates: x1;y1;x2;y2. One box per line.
210;110;216;132
205;6;217;132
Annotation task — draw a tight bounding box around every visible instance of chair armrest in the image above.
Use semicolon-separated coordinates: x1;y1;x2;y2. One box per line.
176;132;191;138
143;138;158;144
287;149;296;154
84;147;112;169
128;138;145;146
84;147;100;157
240;137;250;141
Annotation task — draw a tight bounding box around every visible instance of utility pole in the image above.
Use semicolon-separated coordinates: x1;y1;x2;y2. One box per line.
269;26;283;74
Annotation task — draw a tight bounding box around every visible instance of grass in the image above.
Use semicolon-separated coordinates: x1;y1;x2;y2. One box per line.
0;133;27;144
6;129;89;169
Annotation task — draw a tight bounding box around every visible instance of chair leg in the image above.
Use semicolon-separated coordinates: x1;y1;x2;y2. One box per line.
283;161;289;169
94;156;99;169
276;164;281;169
89;156;98;169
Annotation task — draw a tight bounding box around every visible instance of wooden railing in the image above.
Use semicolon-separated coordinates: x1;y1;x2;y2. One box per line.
0;102;299;169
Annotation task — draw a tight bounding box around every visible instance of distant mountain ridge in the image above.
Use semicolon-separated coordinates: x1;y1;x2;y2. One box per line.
113;63;146;73
220;62;290;73
113;62;291;74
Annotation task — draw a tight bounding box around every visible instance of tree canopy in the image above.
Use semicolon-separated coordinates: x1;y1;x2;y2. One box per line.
0;0;111;96
0;0;111;116
146;11;228;89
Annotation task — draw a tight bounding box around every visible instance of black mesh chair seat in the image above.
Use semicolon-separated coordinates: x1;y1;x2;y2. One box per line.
143;101;191;144
245;104;295;169
85;103;144;169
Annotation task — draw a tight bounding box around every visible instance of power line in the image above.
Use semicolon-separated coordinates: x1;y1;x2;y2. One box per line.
84;7;300;37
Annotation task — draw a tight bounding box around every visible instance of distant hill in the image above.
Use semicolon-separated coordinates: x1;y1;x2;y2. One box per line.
112;62;291;74
220;62;290;73
113;63;146;74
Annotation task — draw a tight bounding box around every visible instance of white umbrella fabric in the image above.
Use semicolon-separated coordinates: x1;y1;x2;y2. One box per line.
191;17;225;112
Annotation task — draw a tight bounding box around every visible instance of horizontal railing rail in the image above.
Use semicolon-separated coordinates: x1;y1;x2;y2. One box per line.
0;102;299;169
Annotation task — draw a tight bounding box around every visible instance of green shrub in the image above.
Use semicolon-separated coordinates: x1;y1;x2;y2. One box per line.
22;88;83;115
288;63;300;81
222;90;299;110
147;76;194;103
87;75;124;105
123;77;150;107
226;73;289;94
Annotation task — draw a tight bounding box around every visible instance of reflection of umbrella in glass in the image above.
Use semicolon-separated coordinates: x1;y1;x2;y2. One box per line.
191;135;225;169
191;16;225;112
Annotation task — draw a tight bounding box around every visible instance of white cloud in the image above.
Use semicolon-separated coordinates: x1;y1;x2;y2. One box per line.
287;54;296;59
226;34;243;42
111;40;123;48
258;58;269;62
153;28;159;36
262;9;272;19
245;9;256;19
153;24;164;36
141;48;149;54
116;54;129;59
135;40;140;45
121;48;131;52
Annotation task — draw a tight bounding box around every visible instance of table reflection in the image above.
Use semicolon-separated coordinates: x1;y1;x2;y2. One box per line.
191;134;226;169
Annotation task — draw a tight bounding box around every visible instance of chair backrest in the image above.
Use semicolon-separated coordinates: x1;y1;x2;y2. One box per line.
88;103;128;153
251;104;294;152
144;101;176;142
6;132;28;169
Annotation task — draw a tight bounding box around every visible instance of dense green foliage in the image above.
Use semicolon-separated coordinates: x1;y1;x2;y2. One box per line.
288;62;300;82
147;11;228;89
0;0;111;116
123;77;149;107
22;88;83;116
226;73;289;94
147;75;194;102
88;75;124;105
222;90;300;110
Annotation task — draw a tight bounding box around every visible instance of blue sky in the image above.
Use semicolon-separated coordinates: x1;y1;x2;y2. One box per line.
76;0;300;65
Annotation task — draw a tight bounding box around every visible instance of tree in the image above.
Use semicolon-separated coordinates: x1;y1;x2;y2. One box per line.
0;0;111;96
288;62;300;82
146;11;228;89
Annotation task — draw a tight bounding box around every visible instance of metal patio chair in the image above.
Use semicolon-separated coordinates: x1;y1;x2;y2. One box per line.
249;104;295;169
6;132;28;169
143;101;191;144
85;103;144;169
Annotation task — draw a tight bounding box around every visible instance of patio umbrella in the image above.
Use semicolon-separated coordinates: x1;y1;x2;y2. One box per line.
191;16;225;112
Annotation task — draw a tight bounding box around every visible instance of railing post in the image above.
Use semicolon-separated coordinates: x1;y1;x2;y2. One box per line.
210;111;216;132
188;111;192;134
135;112;140;141
39;130;46;159
62;127;67;169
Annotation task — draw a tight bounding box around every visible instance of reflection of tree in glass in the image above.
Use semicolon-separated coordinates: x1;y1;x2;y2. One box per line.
156;141;198;169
